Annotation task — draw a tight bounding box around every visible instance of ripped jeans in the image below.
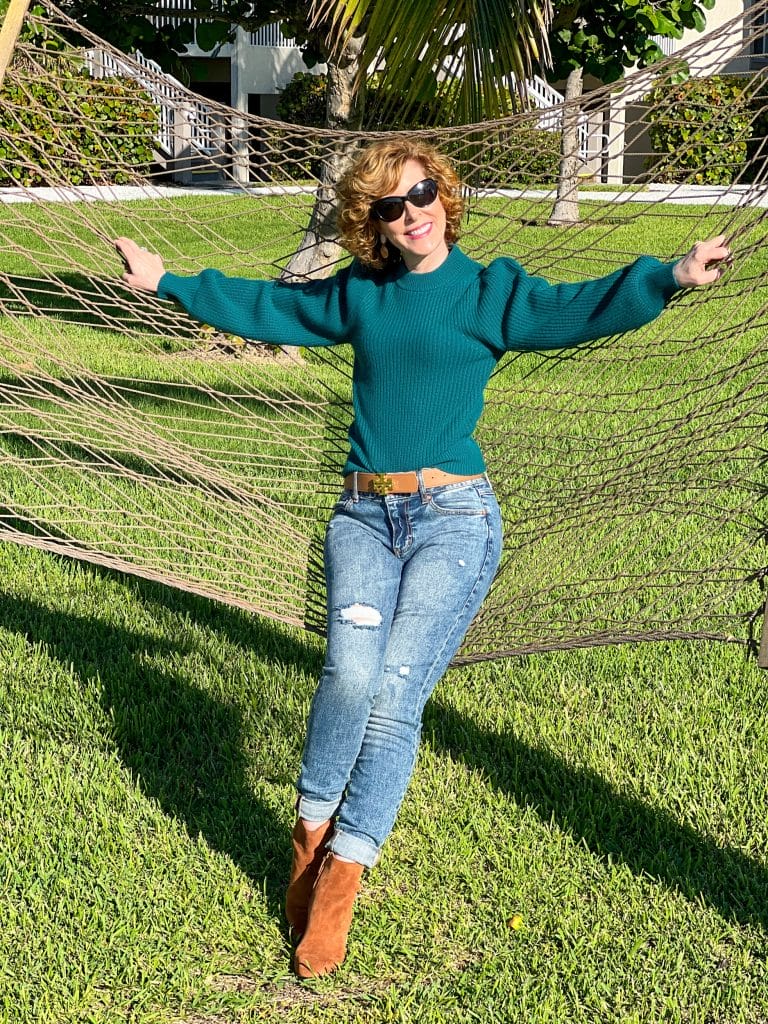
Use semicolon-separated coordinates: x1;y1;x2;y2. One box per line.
296;473;503;867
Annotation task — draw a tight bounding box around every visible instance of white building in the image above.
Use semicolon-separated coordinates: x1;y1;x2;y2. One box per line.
153;7;324;117
610;0;768;182
148;1;767;185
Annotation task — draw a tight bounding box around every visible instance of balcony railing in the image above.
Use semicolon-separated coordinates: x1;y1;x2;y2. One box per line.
147;6;298;48
250;23;297;47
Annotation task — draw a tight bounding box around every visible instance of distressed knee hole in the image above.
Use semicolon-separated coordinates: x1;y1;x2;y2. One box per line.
338;602;382;627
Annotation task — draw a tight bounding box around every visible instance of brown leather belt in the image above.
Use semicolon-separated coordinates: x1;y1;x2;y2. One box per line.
343;469;484;495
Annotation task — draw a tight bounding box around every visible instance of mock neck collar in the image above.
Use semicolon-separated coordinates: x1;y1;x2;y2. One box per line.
391;245;475;290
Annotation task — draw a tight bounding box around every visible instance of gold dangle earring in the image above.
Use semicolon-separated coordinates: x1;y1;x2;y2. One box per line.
379;234;389;261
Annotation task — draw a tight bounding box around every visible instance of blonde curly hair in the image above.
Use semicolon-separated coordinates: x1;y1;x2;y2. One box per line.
336;139;464;271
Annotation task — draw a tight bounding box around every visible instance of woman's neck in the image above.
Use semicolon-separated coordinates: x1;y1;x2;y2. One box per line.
402;241;450;274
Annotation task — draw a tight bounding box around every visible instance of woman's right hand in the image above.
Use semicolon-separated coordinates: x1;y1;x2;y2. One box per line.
672;234;733;288
114;237;166;293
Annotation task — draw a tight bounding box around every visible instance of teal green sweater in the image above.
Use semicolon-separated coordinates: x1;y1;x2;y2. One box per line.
158;245;679;476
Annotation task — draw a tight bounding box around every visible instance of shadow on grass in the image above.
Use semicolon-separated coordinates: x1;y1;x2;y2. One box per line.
0;270;356;422
0;573;322;929
3;559;767;934
424;695;768;932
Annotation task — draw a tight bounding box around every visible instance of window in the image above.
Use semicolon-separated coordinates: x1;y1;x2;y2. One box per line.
752;1;768;57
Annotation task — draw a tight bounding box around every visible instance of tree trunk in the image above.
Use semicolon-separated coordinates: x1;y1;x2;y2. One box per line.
281;33;365;282
547;65;584;227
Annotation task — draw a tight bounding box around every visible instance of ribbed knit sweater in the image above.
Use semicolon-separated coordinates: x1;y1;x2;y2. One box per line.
158;245;680;476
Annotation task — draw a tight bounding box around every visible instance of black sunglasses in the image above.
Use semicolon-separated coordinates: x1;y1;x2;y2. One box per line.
370;178;439;222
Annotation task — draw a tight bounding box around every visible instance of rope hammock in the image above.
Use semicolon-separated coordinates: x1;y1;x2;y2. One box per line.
1;1;768;663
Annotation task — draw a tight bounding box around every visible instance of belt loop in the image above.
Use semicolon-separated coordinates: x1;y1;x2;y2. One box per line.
352;471;359;502
416;469;427;501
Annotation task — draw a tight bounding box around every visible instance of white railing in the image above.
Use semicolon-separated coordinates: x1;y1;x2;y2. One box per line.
250;22;297;47
148;0;216;31
512;74;590;162
521;73;564;111
85;47;217;156
652;35;679;57
146;6;297;49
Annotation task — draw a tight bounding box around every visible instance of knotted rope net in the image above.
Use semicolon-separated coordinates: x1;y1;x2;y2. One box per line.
1;2;768;662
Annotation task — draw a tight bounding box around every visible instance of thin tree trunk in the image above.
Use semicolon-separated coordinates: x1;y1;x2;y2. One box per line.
548;65;584;227
281;32;365;282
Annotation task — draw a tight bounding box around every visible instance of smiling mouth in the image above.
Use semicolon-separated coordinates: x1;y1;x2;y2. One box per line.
405;222;432;239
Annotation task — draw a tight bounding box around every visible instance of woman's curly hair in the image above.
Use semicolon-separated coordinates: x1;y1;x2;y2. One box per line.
336;139;464;271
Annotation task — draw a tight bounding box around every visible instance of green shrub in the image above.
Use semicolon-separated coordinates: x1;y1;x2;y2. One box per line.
276;70;326;128
0;69;156;187
271;71;327;181
474;125;562;187
644;75;753;185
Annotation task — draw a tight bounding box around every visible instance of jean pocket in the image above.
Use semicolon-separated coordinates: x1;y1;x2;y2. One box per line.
427;487;489;516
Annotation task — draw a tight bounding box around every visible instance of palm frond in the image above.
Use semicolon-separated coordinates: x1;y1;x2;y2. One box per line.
310;0;553;126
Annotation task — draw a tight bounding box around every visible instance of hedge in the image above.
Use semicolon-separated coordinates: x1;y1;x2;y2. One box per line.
409;125;560;189
645;75;754;186
0;69;157;187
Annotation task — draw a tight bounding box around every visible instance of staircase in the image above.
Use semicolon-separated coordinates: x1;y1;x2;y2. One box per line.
86;47;227;184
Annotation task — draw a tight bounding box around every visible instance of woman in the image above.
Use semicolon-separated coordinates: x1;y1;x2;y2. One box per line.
115;138;730;979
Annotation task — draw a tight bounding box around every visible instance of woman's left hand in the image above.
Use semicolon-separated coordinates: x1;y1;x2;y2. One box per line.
673;234;734;288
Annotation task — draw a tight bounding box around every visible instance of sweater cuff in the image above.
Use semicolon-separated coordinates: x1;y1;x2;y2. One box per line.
653;259;683;300
157;271;188;302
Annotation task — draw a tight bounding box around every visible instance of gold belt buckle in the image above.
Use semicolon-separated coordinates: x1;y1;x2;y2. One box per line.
371;472;394;495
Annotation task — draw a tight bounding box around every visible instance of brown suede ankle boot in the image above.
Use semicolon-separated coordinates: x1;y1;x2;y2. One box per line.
293;855;365;979
285;819;334;936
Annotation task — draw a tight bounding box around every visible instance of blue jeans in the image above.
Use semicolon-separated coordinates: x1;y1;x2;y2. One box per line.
296;473;503;868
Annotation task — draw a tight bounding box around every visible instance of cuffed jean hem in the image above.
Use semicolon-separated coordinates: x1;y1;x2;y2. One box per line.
296;794;340;823
327;829;380;869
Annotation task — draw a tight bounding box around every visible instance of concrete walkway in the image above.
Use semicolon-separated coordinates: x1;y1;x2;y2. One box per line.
483;182;768;207
0;182;315;204
2;181;768;206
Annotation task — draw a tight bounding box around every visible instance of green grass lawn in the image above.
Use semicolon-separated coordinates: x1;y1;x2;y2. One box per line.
1;193;767;1022
2;545;766;1023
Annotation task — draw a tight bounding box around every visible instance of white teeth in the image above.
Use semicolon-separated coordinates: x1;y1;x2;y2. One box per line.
407;223;431;238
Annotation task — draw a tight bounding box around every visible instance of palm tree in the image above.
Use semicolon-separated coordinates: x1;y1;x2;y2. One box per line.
312;0;552;127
